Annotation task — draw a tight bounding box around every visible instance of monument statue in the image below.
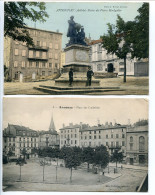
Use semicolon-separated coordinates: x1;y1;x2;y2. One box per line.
66;16;87;46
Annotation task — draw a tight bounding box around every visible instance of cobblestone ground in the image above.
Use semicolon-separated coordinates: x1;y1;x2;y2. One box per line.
4;76;149;95
3;161;147;192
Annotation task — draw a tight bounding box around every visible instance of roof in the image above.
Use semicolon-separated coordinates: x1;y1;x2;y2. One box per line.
89;39;102;45
49;116;56;132
39;130;58;135
26;26;63;35
60;125;81;130
80;125;127;132
127;125;148;133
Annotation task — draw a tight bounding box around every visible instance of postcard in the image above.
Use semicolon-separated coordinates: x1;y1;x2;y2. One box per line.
3;1;149;95
2;97;148;192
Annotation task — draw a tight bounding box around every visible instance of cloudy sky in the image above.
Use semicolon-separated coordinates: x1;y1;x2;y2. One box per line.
3;98;148;132
25;2;143;48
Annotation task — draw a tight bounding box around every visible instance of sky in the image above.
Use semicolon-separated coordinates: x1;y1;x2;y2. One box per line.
3;98;148;133
25;2;143;48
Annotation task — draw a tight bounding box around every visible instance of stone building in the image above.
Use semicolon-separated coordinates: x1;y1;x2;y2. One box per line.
39;116;59;148
4;27;62;82
59;123;81;148
89;39;149;76
126;125;148;165
59;122;127;159
3;124;39;159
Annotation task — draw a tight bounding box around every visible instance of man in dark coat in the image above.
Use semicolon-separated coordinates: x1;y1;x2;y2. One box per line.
69;68;73;86
87;67;94;86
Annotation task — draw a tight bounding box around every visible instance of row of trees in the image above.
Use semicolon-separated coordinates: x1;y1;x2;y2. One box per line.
102;3;149;82
35;145;123;182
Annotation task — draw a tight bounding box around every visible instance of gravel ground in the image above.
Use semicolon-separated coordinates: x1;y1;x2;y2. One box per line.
3;161;147;192
4;76;149;95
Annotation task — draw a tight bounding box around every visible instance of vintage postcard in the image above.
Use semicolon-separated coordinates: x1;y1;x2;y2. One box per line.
3;1;149;95
2;97;148;192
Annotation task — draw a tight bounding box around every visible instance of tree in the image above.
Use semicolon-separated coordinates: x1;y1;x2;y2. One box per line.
110;149;123;172
101;16;134;83
4;2;49;46
82;147;95;172
131;3;149;59
21;148;27;160
16;156;26;180
94;145;109;171
65;147;82;183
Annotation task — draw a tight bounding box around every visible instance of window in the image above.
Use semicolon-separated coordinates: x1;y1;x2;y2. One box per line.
36;61;39;68
122;141;125;146
42;62;46;68
49;43;52;49
99;135;101;139
36;51;40;57
89;136;91;139
13;138;15;142
94;131;96;134
55;53;58;59
139;136;145;152
61;140;63;144
116;141;119;147
94;135;96;139
55;63;58;68
89;131;91;134
85;136;87;139
106;134;108;139
55;43;58;49
130;136;133;142
97;64;103;71
49;63;52;68
22;50;26;56
89;142;91;146
122;134;125;138
111;142;114;147
111;134;113;138
48;71;52;76
71;134;73;138
71;140;73;144
99;131;101;134
130;143;133;150
43;42;47;47
9;137;11;142
14;61;18;67
116;134;119;138
29;50;33;58
75;140;77;144
106;142;108;146
42;52;47;59
22;61;25;68
37;41;40;46
75;134;77;138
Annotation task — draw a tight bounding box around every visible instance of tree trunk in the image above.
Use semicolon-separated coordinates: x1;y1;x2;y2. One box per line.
70;168;72;183
43;165;45;182
20;165;21;180
56;166;57;181
123;56;127;82
116;161;117;172
87;163;90;172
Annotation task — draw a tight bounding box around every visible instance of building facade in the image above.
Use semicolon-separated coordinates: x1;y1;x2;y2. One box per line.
39;116;60;148
126;125;148;165
59;122;127;158
89;39;149;76
4;27;62;82
3;124;39;158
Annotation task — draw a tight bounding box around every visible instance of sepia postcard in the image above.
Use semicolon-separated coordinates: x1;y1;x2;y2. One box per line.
3;1;149;95
2;97;148;192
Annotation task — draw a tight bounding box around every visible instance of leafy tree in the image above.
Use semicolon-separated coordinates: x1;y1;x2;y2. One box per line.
102;16;134;83
82;147;95;172
22;148;27;160
134;119;148;126
16;156;26;180
94;145;109;171
101;3;149;82
4;2;49;46
131;3;149;59
65;147;82;183
110;149;123;171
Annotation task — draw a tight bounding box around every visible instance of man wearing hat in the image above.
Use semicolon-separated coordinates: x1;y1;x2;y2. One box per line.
69;68;73;86
87;67;94;86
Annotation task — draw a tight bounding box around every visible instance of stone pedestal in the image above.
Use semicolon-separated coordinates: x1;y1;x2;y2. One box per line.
55;44;100;86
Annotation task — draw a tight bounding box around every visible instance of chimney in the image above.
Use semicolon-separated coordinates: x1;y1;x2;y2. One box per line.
62;123;65;128
69;123;73;127
128;119;131;126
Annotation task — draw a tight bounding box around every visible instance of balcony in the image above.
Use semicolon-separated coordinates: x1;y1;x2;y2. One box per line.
28;56;48;61
28;45;49;51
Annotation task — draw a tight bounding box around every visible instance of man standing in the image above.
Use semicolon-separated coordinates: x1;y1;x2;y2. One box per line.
69;68;73;86
87;67;94;86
